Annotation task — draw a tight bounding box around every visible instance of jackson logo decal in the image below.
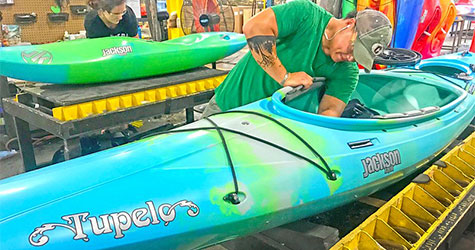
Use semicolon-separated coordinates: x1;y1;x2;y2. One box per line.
362;149;401;178
102;45;133;57
21;50;53;64
28;200;199;246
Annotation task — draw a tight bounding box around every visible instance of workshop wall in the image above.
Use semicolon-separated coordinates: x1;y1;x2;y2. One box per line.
0;0;87;44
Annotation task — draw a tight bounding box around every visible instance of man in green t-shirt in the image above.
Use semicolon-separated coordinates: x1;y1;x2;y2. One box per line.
202;0;392;117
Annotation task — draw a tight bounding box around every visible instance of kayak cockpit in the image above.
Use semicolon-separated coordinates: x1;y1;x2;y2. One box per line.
269;70;467;131
350;72;459;117
415;52;474;77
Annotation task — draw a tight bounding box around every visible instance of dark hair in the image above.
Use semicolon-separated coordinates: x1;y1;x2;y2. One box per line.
87;0;100;9
88;0;126;12
344;10;357;19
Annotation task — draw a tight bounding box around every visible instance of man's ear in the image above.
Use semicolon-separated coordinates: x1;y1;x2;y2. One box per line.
346;18;356;27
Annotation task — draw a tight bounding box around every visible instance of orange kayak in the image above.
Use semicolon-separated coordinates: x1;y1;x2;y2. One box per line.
420;0;456;58
357;0;395;27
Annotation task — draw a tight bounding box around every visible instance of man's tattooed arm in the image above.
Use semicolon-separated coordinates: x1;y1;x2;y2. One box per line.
247;35;277;68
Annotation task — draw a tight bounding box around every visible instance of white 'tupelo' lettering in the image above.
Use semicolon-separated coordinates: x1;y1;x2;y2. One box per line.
28;200;199;246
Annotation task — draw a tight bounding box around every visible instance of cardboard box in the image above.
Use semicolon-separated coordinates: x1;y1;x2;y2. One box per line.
234;10;243;33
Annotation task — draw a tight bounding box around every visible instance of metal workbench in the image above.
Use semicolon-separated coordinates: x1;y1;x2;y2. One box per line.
1;67;226;172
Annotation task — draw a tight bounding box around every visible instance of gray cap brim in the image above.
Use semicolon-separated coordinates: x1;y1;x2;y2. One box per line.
353;37;374;72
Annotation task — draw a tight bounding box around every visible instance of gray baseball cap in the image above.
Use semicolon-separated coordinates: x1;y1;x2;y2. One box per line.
353;9;393;72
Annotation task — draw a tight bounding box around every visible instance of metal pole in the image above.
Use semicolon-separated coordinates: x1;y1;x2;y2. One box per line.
145;0;162;41
14;116;37;172
0;75;16;138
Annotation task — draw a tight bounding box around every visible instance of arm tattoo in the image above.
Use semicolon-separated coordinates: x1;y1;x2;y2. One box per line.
247;35;277;68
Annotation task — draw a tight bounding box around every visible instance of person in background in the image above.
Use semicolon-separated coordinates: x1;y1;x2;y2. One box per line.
85;0;138;38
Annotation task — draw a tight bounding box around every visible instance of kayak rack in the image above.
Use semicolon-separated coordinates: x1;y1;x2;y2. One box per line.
330;132;475;250
51;75;226;121
1;67;227;171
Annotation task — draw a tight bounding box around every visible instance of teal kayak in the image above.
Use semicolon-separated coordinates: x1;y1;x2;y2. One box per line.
0;32;246;84
0;52;474;249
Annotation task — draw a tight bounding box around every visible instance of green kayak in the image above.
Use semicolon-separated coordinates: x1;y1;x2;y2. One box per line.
0;32;247;84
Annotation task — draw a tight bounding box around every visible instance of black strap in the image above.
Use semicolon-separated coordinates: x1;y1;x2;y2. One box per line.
210;110;336;180
204;117;241;204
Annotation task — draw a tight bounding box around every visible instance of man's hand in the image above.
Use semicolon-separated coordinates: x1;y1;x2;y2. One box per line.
283;72;313;89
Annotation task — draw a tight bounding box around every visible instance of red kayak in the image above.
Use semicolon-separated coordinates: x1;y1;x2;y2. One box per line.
420;0;456;58
411;0;442;57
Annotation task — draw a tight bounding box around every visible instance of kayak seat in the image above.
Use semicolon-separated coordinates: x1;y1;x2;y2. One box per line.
403;84;440;109
355;78;454;115
350;82;387;115
370;79;409;114
378;83;449;114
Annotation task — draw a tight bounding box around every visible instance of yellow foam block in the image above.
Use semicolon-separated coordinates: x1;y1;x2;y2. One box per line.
107;97;120;111
204;79;215;89
195;81;206;91
187;82;197;94
120;95;133;108
176;84;188;96
52;107;64;121
132;92;146;106
63;105;79;121
78;103;93;118
156;88;167;100
145;90;156;102
213;78;221;88
93;100;107;114
166;86;178;98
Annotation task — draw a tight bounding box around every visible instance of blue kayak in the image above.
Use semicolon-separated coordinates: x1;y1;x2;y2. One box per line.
0;52;474;249
392;0;425;49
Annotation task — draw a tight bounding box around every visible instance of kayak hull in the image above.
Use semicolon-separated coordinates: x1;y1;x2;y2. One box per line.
0;53;474;249
0;32;247;84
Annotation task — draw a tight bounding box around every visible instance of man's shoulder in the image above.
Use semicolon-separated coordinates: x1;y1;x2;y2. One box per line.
285;0;317;7
84;10;99;25
119;5;137;26
328;62;359;80
124;5;137;19
278;0;328;13
336;62;359;72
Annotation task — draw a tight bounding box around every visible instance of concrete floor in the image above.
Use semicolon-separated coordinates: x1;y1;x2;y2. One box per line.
1;30;474;249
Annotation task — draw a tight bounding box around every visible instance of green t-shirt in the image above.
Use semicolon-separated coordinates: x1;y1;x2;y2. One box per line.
215;0;359;111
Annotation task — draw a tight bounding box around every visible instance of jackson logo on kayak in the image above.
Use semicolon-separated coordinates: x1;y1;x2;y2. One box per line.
361;149;402;178
28;200;199;247
102;45;133;57
21;50;53;65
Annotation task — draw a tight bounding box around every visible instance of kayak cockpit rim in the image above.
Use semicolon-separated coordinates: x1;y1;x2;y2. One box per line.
269;71;467;131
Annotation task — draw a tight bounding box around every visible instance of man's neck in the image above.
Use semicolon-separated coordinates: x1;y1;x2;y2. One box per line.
321;18;345;56
321;17;338;55
98;11;118;29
